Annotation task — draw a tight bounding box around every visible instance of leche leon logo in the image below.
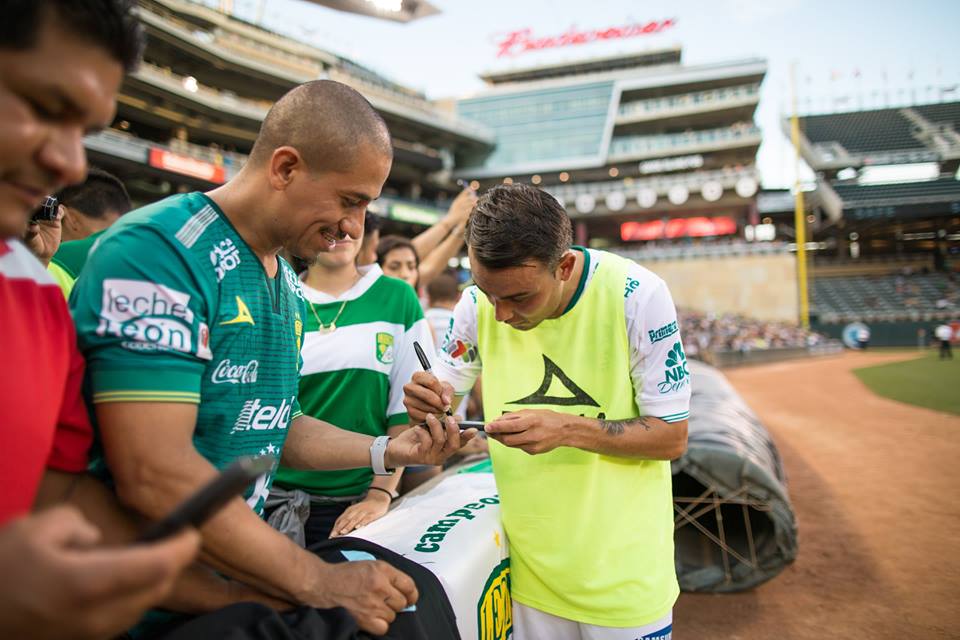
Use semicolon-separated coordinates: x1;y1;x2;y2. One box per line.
211;359;259;385
97;278;202;357
494;18;676;58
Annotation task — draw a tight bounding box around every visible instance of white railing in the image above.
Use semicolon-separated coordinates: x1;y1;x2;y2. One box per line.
612;241;790;262
546;167;759;203
609;124;762;160
84;130;247;180
617;83;760;121
134;62;272;121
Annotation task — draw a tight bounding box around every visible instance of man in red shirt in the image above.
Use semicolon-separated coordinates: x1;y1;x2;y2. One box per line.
0;1;200;637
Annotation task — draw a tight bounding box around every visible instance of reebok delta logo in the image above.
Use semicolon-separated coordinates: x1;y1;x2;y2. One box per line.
211;359;259;384
231;395;296;434
508;354;599;407
657;341;689;394
97;279;206;357
220;296;255;326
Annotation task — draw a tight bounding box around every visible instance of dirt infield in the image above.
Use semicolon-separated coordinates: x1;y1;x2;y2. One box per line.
674;351;960;639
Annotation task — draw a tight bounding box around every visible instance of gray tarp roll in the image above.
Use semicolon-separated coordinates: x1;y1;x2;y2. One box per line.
672;360;798;592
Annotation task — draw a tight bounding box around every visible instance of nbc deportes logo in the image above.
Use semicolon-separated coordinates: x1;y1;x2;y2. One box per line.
657;341;689;394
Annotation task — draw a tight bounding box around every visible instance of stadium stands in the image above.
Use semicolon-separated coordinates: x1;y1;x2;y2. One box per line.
800;108;923;154
913;102;960;130
812;272;959;322
831;177;960;207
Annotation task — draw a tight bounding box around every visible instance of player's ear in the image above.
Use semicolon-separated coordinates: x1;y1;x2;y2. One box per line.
268;146;302;191
555;251;577;282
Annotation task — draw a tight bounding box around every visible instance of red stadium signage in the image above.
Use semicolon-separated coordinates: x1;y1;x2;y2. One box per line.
620;216;737;242
149;148;226;184
495;19;676;58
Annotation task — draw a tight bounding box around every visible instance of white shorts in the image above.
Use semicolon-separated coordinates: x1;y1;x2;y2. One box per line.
512;601;672;640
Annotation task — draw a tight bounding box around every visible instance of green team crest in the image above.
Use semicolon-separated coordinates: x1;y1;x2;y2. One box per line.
376;332;394;364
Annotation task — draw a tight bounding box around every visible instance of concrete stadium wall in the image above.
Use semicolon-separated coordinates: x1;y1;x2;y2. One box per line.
640;254;799;322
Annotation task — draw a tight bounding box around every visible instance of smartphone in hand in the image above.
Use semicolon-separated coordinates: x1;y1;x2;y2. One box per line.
137;456;275;543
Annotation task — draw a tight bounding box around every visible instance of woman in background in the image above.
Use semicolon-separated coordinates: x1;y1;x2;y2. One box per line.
268;223;432;545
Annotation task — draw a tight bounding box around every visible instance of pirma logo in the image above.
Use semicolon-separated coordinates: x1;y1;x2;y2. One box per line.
231;395;296;434
211;359;259;384
97;279;194;354
476;559;512;640
657;341;689;394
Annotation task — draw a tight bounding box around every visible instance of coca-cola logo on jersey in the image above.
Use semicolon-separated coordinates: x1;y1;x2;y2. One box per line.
211;359;259;384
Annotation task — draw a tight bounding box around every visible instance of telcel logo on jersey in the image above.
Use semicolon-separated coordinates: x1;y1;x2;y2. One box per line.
97;279;205;357
231;395;296;434
211;359;259;385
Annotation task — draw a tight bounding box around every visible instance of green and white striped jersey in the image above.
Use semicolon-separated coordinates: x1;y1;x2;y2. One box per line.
274;264;432;497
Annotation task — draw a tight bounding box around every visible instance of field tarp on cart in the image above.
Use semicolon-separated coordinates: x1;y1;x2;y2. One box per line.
672;360;798;592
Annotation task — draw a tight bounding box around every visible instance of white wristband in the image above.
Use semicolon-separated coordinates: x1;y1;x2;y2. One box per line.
370;435;394;476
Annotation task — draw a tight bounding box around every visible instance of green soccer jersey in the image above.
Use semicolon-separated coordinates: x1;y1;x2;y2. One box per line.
71;192;305;514
273;265;432;497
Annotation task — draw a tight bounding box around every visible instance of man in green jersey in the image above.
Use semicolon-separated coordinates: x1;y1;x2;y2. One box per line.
71;80;473;635
404;185;689;639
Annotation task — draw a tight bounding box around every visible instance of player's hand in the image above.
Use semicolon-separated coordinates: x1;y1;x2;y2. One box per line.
0;505;200;640
486;410;570;455
387;414;477;467
329;492;392;538
22;204;64;266
403;371;455;423
309;560;418;635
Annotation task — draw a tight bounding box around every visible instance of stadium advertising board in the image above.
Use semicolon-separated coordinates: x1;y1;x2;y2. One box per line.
148;148;226;184
353;471;511;640
621;216;737;241
495;19;676;57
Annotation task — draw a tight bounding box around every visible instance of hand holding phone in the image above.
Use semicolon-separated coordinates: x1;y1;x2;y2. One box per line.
137;456;274;543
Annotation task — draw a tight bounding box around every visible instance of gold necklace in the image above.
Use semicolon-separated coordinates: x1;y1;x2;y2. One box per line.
309;299;347;334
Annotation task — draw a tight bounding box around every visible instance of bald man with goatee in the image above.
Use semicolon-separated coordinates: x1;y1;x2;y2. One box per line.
70;80;475;636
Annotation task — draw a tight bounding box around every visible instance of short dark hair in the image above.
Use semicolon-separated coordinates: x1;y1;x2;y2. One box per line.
55;167;131;219
376;235;419;267
427;270;460;304
249;80;393;174
0;1;145;73
465;184;573;270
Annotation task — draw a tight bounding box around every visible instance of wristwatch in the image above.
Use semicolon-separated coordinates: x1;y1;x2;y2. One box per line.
370;435;395;476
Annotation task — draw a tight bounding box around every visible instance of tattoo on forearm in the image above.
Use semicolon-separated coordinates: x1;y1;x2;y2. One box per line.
598;416;654;436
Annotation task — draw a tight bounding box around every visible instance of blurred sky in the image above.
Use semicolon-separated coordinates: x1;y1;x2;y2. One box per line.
210;0;960;188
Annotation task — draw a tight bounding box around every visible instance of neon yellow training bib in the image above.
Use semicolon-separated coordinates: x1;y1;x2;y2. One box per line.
477;250;678;627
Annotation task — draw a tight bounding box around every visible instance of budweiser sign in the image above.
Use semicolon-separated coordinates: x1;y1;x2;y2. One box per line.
495;19;676;58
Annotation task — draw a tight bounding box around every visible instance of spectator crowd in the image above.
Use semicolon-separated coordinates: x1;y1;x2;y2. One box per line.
679;310;827;360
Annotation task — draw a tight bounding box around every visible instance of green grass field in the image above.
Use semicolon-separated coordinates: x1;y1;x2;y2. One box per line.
853;349;960;415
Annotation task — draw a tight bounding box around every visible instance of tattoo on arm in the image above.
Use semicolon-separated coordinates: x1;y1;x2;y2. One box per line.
598;415;654;436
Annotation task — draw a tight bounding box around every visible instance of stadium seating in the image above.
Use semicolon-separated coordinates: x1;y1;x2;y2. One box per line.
812;272;958;322
913;102;960;130
800;109;922;154
831;177;960;207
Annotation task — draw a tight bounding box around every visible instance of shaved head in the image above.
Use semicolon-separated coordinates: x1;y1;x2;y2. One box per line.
249;80;392;173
